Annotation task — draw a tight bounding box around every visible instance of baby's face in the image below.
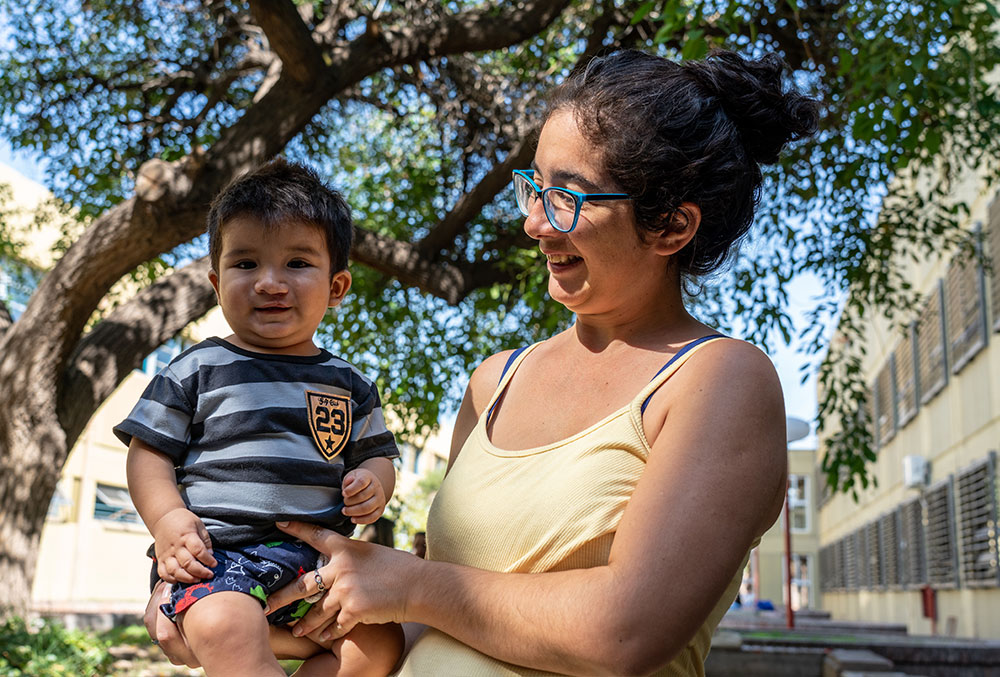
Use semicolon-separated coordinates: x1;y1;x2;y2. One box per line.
208;216;350;356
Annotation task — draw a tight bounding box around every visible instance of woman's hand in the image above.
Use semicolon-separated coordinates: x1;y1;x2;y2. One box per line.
265;521;419;641
144;579;200;668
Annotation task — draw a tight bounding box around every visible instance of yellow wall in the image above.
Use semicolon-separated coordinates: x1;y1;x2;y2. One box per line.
31;375;156;613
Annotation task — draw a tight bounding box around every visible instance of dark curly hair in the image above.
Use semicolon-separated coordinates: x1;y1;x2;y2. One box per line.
207;158;353;275
546;49;819;276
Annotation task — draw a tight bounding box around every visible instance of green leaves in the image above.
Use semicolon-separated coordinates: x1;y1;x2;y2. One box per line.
3;0;998;496
636;0;1000;495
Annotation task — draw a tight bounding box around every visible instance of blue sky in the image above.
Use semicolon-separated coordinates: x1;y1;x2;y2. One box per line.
1;138;826;448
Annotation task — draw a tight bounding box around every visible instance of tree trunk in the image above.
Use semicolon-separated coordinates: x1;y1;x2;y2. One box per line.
0;388;67;616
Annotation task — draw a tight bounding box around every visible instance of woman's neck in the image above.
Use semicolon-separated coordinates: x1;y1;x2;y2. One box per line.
570;292;708;353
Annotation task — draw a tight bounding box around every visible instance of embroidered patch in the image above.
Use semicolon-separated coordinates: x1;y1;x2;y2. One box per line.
305;390;351;461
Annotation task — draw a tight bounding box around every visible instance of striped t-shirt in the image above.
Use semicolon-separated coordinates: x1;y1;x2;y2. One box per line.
114;337;399;548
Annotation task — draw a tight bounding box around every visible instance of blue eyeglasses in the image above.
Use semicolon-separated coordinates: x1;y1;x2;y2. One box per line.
512;170;631;233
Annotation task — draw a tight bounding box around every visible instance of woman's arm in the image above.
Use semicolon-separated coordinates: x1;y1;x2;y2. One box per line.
270;340;786;675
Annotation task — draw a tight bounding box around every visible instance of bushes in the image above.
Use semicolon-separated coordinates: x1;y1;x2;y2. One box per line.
0;616;113;676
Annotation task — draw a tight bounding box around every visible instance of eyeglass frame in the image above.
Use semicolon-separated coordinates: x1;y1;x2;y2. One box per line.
512;169;631;233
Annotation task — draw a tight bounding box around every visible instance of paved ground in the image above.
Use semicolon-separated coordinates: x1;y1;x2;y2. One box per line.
107;644;205;676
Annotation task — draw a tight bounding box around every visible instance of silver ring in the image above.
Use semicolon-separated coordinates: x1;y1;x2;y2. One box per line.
313;569;327;593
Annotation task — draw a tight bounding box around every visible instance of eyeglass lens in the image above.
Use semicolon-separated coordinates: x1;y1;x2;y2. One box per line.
513;173;578;232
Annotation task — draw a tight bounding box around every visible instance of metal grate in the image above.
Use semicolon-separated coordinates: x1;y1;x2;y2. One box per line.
955;453;1000;587
880;511;901;587
895;327;919;427
925;478;959;587
900;498;926;588
819;545;834;592
844;529;859;590
866;520;883;587
987;192;1000;332
916;281;948;404
945;244;987;373
837;538;847;590
874;359;896;447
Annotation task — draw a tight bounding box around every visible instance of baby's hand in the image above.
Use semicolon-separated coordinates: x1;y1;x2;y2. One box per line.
151;508;217;584
341;468;386;525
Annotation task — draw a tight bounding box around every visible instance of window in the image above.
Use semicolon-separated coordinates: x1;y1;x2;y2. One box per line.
143;338;185;376
0;259;42;321
916;281;948;404
925;477;958;587
412;445;423;473
988;191;1000;332
785;554;813;610
833;538;846;590
93;483;140;524
944;243;987;374
874;358;896;447
879;511;901;587
818;545;833;592
857;527;871;589
844;529;860;590
895;325;919;428
787;475;810;533
955;453;1000;587
865;520;883;588
45;482;74;523
900;498;927;588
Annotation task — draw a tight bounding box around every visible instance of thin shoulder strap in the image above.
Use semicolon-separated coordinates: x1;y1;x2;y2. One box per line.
640;334;727;414
486;346;529;422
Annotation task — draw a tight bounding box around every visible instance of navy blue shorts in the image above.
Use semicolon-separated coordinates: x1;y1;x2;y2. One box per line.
158;540;320;626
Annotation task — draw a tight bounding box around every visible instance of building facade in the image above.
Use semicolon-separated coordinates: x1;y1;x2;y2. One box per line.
817;180;1000;639
745;447;822;612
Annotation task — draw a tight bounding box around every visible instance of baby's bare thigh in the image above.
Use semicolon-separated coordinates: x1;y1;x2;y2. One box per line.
180;591;283;676
295;623;405;677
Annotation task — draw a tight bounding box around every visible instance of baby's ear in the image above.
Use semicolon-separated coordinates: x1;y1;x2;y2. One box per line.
653;203;701;256
328;269;352;308
208;269;221;299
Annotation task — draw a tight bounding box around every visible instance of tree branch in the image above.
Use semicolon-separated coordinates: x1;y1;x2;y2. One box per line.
417;135;537;258
249;0;325;87
60;257;218;443
0;300;11;336
351;226;475;305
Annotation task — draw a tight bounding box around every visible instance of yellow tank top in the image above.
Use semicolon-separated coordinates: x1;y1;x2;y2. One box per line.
398;339;752;676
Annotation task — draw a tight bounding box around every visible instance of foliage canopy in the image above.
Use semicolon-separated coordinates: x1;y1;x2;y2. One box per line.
0;0;998;498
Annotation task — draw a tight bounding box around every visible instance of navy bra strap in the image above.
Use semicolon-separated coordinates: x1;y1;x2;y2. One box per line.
486;347;528;422
640;334;727;414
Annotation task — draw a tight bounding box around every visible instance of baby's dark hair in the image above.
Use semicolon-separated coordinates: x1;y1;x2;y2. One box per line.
207;158;353;274
546;49;819;276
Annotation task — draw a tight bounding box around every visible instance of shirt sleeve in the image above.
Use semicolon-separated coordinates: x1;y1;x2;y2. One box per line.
112;365;194;463
343;375;399;471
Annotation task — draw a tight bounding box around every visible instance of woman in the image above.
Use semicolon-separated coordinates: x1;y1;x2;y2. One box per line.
149;48;818;675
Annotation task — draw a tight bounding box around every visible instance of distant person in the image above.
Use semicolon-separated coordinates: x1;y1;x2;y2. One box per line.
154;49;818;675
411;532;427;559
119;159;403;676
359;517;396;548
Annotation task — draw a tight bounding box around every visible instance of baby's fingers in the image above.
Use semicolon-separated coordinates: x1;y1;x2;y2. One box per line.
341;470;371;498
176;541;216;579
343;496;383;524
189;525;218;568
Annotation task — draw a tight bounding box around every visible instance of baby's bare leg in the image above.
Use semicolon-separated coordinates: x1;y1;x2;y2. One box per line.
179;591;285;677
293;622;405;677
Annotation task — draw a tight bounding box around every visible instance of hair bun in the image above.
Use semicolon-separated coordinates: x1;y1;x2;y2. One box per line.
687;51;819;164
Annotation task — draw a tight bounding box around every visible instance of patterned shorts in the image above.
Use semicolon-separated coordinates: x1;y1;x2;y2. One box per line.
157;540;321;627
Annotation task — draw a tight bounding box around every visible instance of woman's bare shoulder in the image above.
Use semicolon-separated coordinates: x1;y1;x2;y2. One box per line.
677;337;779;389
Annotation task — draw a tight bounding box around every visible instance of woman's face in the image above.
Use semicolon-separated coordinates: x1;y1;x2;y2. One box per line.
524;110;669;318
